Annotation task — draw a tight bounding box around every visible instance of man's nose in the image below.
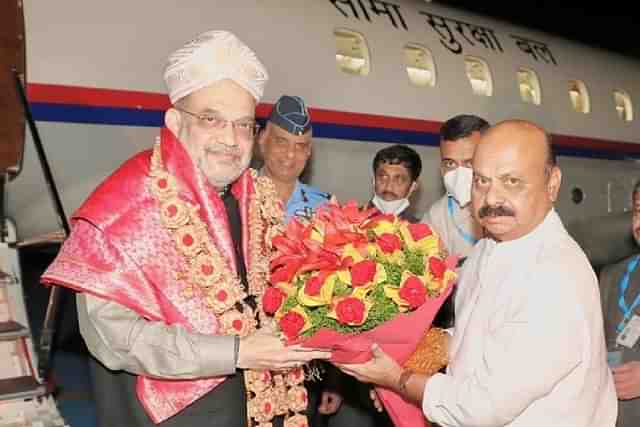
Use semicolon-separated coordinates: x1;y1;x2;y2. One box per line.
484;182;505;206
282;141;296;159
218;121;238;146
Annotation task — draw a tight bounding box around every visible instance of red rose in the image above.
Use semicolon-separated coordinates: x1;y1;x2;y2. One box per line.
305;274;325;296
335;297;366;325
407;223;432;241
279;311;306;340
263;287;286;315
350;260;376;287
399;276;426;308
429;257;446;279
377;233;402;254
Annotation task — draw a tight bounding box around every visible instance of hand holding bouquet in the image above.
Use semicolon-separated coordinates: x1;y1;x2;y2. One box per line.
262;200;457;427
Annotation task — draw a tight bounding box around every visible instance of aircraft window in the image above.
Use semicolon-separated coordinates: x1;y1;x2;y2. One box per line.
334;28;370;76
614;90;633;121
571;187;585;205
404;43;436;87
464;56;493;96
517;68;541;105
568;80;590;114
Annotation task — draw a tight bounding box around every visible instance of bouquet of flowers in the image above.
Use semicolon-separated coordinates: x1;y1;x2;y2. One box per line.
262;200;457;427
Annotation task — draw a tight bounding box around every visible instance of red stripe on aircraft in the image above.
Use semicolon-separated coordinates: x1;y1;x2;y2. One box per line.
554;133;640;154
26;83;640;154
28;83;172;110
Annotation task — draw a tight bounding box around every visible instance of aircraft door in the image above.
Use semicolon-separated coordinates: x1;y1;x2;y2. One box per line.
0;0;26;178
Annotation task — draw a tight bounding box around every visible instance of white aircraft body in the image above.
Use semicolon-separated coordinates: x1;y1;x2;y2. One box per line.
6;0;640;266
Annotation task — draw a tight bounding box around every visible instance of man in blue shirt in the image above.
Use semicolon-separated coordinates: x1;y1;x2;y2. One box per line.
257;95;332;224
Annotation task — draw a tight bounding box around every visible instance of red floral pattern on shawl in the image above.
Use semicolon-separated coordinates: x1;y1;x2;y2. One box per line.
41;128;258;423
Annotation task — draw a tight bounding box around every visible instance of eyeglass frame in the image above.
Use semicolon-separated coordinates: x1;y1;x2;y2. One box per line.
173;106;261;138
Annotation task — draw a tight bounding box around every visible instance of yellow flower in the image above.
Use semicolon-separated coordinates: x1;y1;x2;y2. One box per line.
366;243;378;258
378;248;404;265
383;285;409;312
275;281;298;297
342;243;365;263
336;269;351;284
418;235;441;257
310;227;324;243
424;269;456;294
374;263;388;285
351;286;373;299
372;218;396;236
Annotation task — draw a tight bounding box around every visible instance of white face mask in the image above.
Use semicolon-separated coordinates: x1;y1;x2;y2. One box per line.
443;166;473;207
372;194;410;215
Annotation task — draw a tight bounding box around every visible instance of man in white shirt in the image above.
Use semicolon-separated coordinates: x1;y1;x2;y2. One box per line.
422;115;488;262
336;119;618;426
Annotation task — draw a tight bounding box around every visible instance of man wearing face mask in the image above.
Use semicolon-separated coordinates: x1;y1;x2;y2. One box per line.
370;144;422;223
422;115;489;261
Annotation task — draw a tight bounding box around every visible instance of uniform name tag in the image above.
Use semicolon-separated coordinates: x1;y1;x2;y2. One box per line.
617;314;640;348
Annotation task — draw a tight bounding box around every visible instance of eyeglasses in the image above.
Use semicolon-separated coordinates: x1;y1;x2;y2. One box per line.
174;107;260;138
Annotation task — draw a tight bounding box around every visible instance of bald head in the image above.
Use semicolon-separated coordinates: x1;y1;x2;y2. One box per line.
471;120;562;241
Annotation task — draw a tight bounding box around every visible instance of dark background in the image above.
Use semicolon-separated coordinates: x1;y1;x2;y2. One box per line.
434;1;639;60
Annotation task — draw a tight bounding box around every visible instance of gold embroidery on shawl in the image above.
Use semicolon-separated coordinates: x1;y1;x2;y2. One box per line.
148;142;307;426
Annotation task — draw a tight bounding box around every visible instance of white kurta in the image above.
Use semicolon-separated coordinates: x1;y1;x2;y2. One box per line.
422;195;476;260
422;210;617;426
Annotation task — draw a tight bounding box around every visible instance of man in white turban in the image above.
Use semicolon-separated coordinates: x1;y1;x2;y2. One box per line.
42;30;330;427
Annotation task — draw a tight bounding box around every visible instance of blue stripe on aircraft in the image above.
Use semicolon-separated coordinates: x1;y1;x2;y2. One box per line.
29;102;639;160
31;103;164;127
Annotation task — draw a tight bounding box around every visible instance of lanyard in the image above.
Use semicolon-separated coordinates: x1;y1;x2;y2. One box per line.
447;196;477;245
617;255;640;333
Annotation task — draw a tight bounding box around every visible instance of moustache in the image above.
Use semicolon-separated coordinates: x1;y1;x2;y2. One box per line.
204;144;241;159
381;192;399;200
478;204;515;219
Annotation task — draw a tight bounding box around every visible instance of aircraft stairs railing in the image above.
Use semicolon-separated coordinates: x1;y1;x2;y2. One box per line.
0;220;67;426
0;67;70;425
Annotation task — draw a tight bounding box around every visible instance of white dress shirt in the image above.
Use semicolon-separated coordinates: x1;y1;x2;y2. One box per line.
422;209;617;426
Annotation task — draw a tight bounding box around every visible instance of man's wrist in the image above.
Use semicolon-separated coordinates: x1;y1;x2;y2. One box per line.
234;335;240;368
397;369;413;395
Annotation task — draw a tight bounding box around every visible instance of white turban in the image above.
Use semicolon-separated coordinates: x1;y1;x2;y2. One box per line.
163;30;268;104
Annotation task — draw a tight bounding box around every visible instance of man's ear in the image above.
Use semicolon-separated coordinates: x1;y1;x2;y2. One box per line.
547;166;562;203
164;108;182;136
407;181;418;198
